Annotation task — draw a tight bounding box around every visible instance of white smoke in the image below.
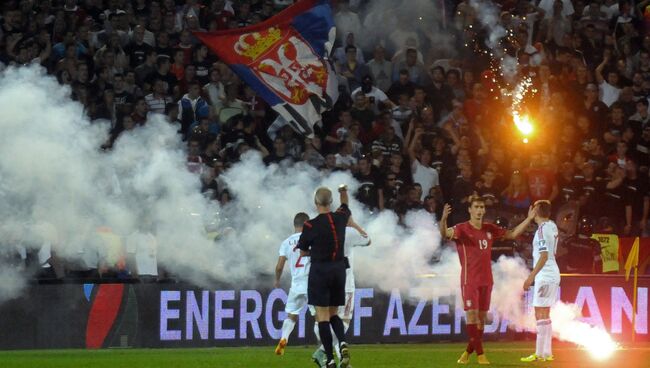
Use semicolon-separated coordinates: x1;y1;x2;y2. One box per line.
491;256;535;329
551;302;619;358
0;65;444;298
469;0;520;80
0;66;620;354
352;0;457;58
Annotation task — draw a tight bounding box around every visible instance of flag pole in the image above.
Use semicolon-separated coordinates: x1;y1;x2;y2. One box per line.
632;263;638;343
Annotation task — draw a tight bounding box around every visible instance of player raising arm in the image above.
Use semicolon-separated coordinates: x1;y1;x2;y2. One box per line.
440;195;536;365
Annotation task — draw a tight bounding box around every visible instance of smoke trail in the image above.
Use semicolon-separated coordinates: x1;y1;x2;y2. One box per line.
469;0;519;80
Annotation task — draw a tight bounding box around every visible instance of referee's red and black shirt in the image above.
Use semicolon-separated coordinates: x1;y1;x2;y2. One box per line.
297;204;351;262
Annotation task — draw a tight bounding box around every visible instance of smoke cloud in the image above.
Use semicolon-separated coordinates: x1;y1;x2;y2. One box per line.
0;65;446;300
0;66;618;355
341;0;458;59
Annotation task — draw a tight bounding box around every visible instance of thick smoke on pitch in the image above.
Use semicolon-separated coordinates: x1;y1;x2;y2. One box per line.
0;66;618;356
0;66;523;314
0;65;451;304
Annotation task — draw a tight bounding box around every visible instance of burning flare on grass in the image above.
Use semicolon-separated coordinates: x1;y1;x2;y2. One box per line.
551;302;619;361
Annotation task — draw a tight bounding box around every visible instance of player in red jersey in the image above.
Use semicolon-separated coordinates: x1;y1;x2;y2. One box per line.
440;195;536;365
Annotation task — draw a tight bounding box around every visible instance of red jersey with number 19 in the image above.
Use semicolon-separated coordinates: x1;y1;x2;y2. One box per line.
453;222;507;286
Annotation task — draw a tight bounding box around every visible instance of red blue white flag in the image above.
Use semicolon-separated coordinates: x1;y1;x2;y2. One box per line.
195;0;338;136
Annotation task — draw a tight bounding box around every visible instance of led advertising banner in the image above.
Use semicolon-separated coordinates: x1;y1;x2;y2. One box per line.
0;276;647;349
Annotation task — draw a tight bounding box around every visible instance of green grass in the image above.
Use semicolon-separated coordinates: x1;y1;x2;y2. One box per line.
1;342;649;368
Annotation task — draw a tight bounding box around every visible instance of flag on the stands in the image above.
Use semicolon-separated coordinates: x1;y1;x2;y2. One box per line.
625;236;640;281
194;0;338;136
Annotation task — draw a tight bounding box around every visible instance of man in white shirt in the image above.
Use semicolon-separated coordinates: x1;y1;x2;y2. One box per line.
596;54;621;107
126;229;158;282
351;75;395;114
408;130;440;200
145;79;173;115
521;200;561;363
274;212;311;355
366;45;393;92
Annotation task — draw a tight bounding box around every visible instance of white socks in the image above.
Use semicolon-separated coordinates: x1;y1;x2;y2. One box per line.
544;321;553;357
281;319;296;341
536;319;552;358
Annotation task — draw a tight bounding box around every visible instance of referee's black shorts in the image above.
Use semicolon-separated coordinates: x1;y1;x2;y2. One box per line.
308;260;346;307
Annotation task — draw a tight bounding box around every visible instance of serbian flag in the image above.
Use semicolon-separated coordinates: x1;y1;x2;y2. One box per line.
195;0;338;136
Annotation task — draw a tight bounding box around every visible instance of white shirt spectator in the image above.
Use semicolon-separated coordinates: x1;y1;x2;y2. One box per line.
392;105;413;127
145;93;172;115
599;81;621;107
38;241;52;269
367;58;393;92
205;82;226;112
539;0;574;18
127;231;158;277
412;160;439;200
351;86;390;113
390;118;404;140
334;9;362;43
335;153;357;168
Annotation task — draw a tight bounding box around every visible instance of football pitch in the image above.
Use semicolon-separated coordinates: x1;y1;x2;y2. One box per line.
1;342;649;368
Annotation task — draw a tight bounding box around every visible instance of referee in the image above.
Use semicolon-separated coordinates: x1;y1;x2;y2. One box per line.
298;185;352;368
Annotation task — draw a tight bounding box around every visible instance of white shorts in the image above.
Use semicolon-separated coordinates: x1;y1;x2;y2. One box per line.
308;291;355;320
285;288;308;315
533;280;559;307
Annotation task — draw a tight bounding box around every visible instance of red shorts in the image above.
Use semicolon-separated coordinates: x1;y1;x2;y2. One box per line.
461;284;492;311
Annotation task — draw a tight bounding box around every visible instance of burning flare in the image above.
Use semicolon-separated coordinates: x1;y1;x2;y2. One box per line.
551;303;619;361
514;113;534;136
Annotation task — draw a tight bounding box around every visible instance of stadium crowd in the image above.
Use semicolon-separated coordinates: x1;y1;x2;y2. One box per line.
0;0;648;280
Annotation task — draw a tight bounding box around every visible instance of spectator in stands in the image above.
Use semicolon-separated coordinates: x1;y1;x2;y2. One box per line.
409;129;440;201
6;0;650;283
392;47;427;85
354;156;384;210
339;44;368;92
558;217;602;273
351;75;394;114
264;136;292;165
350;93;376;132
131;97;149;125
425;66;454;121
387;69;416;102
623;161;649;236
145;78;173;115
178;81;209;138
334;140;357;171
367;45;392;92
502;170;531;211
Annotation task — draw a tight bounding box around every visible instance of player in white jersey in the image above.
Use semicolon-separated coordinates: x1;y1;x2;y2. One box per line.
274;212;311;356
521;200;561;363
312;223;370;367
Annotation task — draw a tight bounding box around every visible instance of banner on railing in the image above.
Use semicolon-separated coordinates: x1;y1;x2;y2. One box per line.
0;275;647;349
